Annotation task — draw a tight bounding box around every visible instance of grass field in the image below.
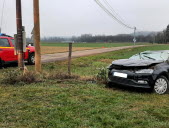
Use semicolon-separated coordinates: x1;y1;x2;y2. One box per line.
41;42;150;48
41;42;150;54
0;44;169;128
41;46;96;54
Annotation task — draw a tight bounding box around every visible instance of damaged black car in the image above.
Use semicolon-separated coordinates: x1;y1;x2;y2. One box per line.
108;50;169;95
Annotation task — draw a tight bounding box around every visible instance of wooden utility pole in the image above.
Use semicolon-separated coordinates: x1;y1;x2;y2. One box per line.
68;43;72;76
34;0;41;72
16;0;24;69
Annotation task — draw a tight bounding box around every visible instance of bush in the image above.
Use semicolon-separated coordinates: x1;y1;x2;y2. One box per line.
19;71;42;84
96;67;108;85
1;69;41;85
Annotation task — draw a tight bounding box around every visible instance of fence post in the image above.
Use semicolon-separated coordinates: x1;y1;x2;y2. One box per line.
68;43;72;76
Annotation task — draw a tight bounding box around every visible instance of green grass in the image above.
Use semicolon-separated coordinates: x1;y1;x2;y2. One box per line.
0;44;169;128
41;42;150;48
42;44;169;77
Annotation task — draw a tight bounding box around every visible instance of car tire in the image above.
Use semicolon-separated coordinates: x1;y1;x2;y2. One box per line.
0;59;5;68
0;61;2;68
28;53;35;65
154;76;169;95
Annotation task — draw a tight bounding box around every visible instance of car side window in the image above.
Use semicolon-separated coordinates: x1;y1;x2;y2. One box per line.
0;39;10;47
11;39;15;46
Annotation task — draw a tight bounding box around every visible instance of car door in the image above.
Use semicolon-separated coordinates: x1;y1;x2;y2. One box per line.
0;38;15;62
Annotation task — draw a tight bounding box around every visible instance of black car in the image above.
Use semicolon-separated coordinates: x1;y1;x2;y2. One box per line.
108;50;169;95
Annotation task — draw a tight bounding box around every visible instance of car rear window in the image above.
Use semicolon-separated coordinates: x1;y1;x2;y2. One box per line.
0;39;10;47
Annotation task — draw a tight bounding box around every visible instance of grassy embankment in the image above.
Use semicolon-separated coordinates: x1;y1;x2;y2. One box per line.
0;45;169;128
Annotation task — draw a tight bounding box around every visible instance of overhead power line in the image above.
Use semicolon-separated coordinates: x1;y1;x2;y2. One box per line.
94;0;135;30
102;0;126;24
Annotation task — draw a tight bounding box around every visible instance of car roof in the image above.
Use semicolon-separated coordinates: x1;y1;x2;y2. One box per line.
0;36;13;39
0;33;13;38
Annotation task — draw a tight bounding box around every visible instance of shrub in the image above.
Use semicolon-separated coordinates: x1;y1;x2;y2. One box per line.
96;67;108;85
1;69;21;85
1;69;41;85
18;71;42;84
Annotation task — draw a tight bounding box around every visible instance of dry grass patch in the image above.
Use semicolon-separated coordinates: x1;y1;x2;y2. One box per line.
45;72;80;80
41;46;97;54
100;59;113;64
79;76;96;82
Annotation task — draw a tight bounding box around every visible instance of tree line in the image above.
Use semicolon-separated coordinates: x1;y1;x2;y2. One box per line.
41;34;155;43
155;25;169;44
38;25;169;43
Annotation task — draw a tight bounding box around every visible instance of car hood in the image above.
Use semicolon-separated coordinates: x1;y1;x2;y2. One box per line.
112;59;164;67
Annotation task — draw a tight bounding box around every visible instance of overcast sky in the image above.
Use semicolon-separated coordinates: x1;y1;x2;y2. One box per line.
1;0;169;37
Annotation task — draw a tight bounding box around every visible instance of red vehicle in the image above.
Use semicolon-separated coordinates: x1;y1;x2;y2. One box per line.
0;34;35;66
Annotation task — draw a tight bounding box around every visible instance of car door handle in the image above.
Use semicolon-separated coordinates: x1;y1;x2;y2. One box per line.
0;49;3;51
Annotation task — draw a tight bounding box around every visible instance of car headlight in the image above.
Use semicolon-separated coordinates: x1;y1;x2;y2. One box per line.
135;69;154;74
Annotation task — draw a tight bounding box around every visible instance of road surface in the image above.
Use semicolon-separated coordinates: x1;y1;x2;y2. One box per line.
41;45;145;63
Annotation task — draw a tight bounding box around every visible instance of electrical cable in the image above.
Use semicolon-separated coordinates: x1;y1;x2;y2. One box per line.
95;0;134;29
94;0;135;29
101;0;147;32
102;0;126;24
88;0;110;25
102;0;136;31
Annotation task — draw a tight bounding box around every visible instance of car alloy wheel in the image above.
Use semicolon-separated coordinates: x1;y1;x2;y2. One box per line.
154;76;169;95
28;53;35;65
31;55;35;64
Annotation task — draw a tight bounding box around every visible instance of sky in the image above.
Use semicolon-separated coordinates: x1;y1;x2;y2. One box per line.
0;0;169;37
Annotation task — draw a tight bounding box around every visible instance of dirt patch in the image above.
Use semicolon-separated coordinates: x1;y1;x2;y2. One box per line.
45;72;80;80
100;59;113;64
41;46;97;54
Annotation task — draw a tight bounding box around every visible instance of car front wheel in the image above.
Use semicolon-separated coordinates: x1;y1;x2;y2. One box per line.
154;76;169;95
28;53;35;65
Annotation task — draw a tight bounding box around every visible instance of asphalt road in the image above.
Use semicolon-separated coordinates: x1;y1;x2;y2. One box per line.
41;45;145;63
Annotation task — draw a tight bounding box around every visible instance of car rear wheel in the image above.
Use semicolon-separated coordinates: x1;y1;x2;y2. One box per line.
0;61;2;68
28;53;35;65
154;76;169;95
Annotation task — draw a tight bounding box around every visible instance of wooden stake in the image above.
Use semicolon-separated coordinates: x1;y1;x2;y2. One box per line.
68;43;72;76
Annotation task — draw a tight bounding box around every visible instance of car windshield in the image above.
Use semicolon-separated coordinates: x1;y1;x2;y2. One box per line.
129;51;169;61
